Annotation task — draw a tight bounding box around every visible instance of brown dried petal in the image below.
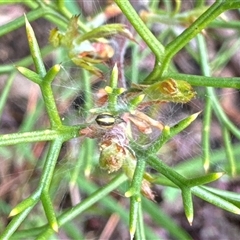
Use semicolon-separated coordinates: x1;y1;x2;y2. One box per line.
141;179;155;201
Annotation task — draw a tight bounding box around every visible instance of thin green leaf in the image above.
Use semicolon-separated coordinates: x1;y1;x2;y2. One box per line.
114;0;165;61
169;111;201;137
147;154;187;189
0;130;60;146
1;190;42;239
24;15;46;77
1;206;34;239
148;112;200;153
182;188;194;225
43;64;61;84
129;196;140;240
128;94;145;111
36;174;128;239
109;63;118;89
192;186;240;215
9;198;37;217
41;192;58;232
143;199;192;240
108;64;119;112
222;127;237;176
202;186;240;208
135;203;146;240
0;72;15;119
186;172;224;187
17;66;42;85
202;95;212;172
164;73;240;89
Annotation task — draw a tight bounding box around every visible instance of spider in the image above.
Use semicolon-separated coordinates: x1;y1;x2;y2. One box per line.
81;77;196;139
79;78;195;201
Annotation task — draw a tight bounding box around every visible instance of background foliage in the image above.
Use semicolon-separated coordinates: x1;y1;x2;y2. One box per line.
1;1;240;239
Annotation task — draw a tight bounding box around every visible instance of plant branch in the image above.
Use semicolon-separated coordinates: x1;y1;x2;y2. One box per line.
164;73;240;89
114;0;165;61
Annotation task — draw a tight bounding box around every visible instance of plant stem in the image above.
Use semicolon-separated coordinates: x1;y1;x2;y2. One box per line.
39;140;63;191
0;206;33;239
0;46;53;74
161;1;224;75
114;0;164;61
0;130;60;146
222;127;236;176
163;73;240;89
146;0;240;79
197;33;212;172
36;173;128;238
0;125;83;147
40;82;62;128
0;8;45;37
147;154;187;188
207;88;240;139
0;72;16;119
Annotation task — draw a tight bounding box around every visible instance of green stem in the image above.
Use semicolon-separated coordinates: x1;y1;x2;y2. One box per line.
0;190;41;239
191;186;240;214
0;8;45;37
25;1;69;29
36;173;127;238
41;191;58;232
129;196;139;239
40;64;63;128
39;140;63;191
143;0;240;80
135;203;145;240
0;130;60;146
40;82;62;128
57;0;73;18
163;73;240;89
0;125;83;147
82;69;92;111
126;152;147;238
131;43;140;84
161;1;225;75
25;15;46;77
209;20;240;29
0;206;33;239
22;0;39;9
114;0;165;61
0;45;53;74
202;96;212;172
181;188;194;224
129;154;146;196
222;127;236;176
0;72;16;119
70;142;86;184
142;199;192;240
197;33;212;172
0;5;68;38
81;69;95;176
108;64;120;112
84;138;95;177
148;154;187;188
207;87;240;139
